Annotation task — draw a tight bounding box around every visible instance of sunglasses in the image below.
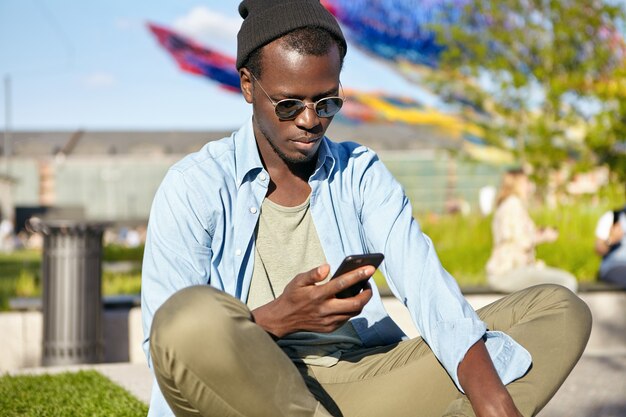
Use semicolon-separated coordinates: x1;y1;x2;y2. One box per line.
250;72;345;121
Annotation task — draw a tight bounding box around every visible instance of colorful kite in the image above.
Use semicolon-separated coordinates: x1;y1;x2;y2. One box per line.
148;23;241;93
320;0;468;68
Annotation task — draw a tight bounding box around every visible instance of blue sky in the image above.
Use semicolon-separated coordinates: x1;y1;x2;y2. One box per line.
0;0;430;131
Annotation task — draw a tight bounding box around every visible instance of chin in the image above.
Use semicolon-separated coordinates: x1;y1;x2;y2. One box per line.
281;152;315;165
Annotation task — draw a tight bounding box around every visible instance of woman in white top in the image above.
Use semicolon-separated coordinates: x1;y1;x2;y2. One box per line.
486;169;578;293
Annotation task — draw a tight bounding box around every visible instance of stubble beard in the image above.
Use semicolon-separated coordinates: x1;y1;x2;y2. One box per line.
259;123;316;165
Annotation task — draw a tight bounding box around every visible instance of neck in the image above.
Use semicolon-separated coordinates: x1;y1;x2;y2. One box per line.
263;157;315;207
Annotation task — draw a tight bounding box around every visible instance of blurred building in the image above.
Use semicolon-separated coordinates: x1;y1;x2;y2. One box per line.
4;123;506;225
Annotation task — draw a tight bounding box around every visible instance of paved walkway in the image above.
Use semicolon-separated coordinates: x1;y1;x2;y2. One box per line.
13;292;626;416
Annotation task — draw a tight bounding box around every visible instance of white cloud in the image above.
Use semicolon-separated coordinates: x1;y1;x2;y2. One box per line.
83;72;117;88
172;6;239;53
114;17;138;31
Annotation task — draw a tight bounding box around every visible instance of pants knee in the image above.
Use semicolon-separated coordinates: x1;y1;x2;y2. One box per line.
150;285;251;353
529;284;592;337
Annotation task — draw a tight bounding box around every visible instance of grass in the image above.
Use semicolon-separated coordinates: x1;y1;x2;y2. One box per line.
0;247;143;311
418;212;493;285
416;199;606;286
0;370;147;416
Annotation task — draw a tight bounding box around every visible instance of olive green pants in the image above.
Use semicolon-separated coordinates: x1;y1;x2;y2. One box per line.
149;284;591;417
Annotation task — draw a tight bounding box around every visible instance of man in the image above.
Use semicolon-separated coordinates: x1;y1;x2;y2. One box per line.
142;1;592;416
594;200;626;287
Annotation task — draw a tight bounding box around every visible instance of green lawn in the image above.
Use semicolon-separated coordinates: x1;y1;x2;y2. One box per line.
0;246;142;311
0;371;147;417
417;200;604;286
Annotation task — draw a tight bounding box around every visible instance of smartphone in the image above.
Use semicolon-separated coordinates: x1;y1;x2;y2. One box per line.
331;253;384;298
614;210;623;225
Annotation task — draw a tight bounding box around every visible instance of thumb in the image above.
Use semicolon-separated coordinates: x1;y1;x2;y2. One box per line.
298;264;330;286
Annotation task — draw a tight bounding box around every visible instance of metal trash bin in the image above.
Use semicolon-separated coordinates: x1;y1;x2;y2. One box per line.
37;220;108;366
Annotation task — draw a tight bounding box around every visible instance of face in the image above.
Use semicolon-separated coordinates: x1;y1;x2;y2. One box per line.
240;39;342;166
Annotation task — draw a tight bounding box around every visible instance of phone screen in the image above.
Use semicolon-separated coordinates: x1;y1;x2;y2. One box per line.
332;253;384;298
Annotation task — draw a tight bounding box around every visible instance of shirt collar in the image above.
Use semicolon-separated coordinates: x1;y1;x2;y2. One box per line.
234;116;337;186
234;117;264;187
313;136;336;179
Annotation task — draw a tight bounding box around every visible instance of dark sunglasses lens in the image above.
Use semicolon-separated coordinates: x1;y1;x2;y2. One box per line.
275;100;305;119
315;97;343;117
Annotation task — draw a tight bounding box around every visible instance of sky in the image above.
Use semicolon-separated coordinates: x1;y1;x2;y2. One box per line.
0;0;432;131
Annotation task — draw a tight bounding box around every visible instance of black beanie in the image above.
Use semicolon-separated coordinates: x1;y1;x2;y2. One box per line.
236;0;347;69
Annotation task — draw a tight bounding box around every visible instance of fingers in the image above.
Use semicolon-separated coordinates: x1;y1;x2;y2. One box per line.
327;265;375;296
333;285;373;313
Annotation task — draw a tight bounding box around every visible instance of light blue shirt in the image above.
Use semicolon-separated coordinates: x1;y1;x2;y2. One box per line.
141;118;532;416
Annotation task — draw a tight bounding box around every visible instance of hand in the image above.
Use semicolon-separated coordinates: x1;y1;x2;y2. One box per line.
251;264;374;338
538;226;558;243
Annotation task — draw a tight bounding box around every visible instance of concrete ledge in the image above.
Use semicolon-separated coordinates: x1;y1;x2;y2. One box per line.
0;306;145;373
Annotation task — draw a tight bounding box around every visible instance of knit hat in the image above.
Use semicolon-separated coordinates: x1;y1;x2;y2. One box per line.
236;0;346;69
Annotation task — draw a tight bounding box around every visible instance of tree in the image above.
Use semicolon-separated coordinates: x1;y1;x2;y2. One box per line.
586;65;626;185
425;0;626;191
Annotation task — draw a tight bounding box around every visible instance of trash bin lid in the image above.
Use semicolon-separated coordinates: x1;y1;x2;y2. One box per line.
29;218;111;235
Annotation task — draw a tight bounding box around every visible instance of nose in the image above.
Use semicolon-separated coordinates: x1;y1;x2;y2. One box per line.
294;102;320;130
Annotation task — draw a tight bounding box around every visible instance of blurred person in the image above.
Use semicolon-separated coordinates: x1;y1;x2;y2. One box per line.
0;208;16;252
125;228;141;248
486;169;578;293
142;2;591;417
594;197;626;288
479;185;497;216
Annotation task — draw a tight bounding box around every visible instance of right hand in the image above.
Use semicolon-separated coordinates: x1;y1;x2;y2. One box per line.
538;226;558;243
251;264;373;338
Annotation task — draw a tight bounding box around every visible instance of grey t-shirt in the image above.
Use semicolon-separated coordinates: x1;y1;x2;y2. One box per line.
247;196;362;366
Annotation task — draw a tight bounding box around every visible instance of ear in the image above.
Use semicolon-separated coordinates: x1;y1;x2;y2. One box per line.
239;69;254;104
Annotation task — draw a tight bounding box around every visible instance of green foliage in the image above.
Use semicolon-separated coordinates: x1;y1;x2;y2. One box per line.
418;212;493;285
0;371;147;416
102;271;142;296
0;250;41;310
428;0;626;187
586;76;626;185
533;204;602;282
103;244;144;262
0;246;142;311
375;197;606;293
15;269;38;297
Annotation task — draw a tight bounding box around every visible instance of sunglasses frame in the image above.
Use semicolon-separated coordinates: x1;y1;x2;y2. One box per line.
249;72;345;121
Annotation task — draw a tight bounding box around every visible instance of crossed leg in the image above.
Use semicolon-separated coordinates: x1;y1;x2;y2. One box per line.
149;284;591;417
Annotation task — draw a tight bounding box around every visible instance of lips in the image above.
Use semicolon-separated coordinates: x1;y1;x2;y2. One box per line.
292;136;322;144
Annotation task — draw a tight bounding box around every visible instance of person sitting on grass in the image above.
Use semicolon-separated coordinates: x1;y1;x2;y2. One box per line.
141;1;591;416
594;188;626;288
486;168;578;293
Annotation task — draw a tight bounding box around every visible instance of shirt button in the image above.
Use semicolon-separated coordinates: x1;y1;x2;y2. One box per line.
235;249;242;256
259;173;267;181
250;207;258;214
